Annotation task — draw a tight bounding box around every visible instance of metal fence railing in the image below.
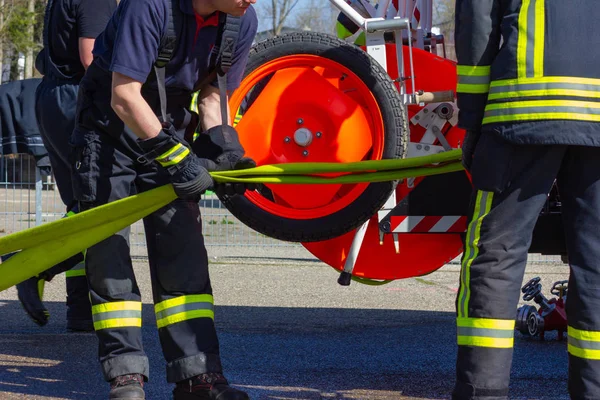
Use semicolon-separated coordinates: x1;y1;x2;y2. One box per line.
0;154;298;259
0;153;565;264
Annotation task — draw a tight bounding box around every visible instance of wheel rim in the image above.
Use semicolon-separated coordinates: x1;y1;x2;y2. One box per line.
229;54;386;220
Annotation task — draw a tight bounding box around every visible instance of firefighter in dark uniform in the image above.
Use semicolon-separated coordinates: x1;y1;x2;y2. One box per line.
71;0;257;398
15;0;117;330
454;0;600;398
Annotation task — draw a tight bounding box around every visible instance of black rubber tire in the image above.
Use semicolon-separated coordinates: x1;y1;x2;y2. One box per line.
220;32;407;242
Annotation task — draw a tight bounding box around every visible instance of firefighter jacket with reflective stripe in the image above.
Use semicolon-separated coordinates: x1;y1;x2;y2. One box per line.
455;0;600;146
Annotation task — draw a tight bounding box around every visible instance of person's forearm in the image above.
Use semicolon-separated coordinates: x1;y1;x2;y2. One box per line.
111;74;162;140
78;38;95;70
198;87;230;130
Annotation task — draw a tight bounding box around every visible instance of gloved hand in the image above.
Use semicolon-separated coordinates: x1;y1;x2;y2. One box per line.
138;124;214;201
197;157;258;198
461;130;481;172
192;125;255;171
192;124;258;197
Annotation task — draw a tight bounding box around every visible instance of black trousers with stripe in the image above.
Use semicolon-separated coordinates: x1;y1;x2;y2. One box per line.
72;65;222;383
453;132;600;400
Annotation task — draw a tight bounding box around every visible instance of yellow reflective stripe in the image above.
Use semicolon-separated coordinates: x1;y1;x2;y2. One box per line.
488;89;600;101
94;318;142;330
156;309;215;329
456;65;490;76
486;99;600;111
458;191;494;318
533;0;545;77
483;99;600;124
233;109;242;128
517;0;531;78
190;92;199;113
568;326;600;359
154;294;214;313
569;326;600;342
154;295;215;329
457;317;515;330
568;344;600;360
156;143;190;167
92;301;142;315
457;336;514;348
492;76;600;86
457;83;490;94
484;112;600;124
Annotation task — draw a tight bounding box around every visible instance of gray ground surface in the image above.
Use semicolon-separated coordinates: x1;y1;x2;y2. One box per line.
0;245;571;400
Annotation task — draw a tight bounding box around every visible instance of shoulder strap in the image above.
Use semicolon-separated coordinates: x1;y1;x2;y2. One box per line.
191;14;241;127
155;0;182;68
217;15;241;75
154;0;183;122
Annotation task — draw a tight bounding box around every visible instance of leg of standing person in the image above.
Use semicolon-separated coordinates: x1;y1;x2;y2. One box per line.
453;133;564;399
555;146;600;399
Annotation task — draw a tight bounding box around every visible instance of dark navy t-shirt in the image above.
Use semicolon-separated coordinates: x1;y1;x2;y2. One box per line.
45;0;116;79
92;0;258;93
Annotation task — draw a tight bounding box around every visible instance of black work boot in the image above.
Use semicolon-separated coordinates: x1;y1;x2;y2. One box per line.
16;276;49;326
109;374;145;399
173;373;249;400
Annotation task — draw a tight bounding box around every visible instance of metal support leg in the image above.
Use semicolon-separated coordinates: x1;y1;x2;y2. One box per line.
35;166;42;226
337;220;370;286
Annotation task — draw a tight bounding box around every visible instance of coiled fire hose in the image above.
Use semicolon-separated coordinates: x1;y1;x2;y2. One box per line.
0;149;464;291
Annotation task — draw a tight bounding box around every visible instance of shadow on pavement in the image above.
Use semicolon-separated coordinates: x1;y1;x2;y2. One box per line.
0;301;568;399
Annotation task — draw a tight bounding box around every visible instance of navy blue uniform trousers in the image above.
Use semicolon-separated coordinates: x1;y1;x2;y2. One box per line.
453;132;600;400
71;63;221;383
34;76;90;323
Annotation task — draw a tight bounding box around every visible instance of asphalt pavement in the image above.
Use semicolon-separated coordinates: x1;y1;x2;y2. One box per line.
0;246;571;399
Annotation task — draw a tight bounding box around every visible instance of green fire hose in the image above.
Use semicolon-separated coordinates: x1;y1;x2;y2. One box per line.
0;149;464;292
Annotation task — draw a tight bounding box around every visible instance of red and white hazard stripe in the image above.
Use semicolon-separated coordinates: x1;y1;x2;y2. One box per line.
390;216;467;233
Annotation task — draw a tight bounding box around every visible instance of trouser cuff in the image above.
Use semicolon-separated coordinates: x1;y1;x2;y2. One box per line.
452;380;508;400
167;353;223;383
101;354;149;382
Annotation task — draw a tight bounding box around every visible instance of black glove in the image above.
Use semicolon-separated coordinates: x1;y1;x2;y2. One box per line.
138;125;214;201
192;125;256;171
461;130;481;173
197;157;258;197
192;124;258;197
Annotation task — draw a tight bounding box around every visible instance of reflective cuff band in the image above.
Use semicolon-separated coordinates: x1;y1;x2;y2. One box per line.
568;326;600;360
457;317;515;349
156;143;190;167
483;99;600;124
65;261;86;278
457;65;491;94
92;301;142;330
155;294;214;329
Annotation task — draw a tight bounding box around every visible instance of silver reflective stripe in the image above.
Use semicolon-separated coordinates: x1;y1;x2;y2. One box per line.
92;310;142;323
490;81;600;95
524;0;537;78
457;326;514;339
155;302;214;321
569;336;600;350
458;75;491;85
485;104;600;118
